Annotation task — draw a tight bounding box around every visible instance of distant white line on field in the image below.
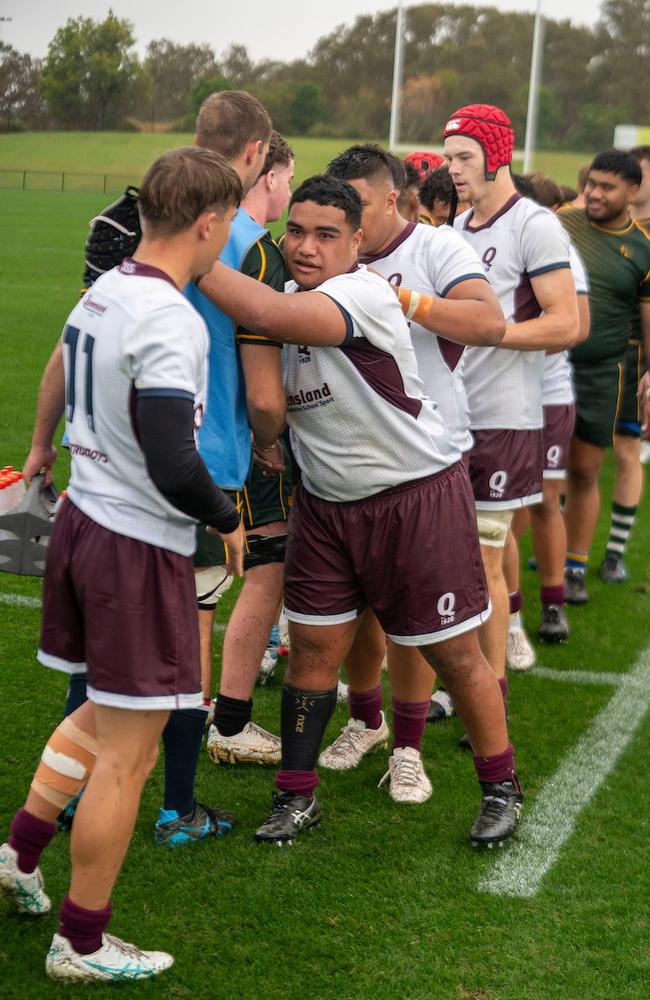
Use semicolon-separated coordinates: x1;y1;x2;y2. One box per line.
0;592;41;609
529;666;629;686
0;591;227;632
478;643;650;899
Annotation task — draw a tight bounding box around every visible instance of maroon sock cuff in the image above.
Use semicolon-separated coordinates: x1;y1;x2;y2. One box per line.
509;590;522;614
59;894;112;956
473;743;515;785
392;697;430;753
541;585;565;606
275;769;320;797
348;684;383;730
9;808;56;874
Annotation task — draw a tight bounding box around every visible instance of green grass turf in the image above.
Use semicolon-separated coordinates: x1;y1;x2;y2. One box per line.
0;133;593;189
1;180;650;998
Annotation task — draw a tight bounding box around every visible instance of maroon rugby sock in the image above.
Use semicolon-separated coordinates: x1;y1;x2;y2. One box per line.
541;584;565;607
472;743;516;786
275;769;320;797
59;894;112;955
8;808;56;874
391;697;429;753
348;685;383;730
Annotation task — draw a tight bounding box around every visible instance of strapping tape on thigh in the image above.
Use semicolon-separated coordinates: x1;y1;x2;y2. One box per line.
244;534;288;571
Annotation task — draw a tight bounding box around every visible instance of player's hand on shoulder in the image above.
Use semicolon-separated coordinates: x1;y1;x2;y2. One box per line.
23;444;57;486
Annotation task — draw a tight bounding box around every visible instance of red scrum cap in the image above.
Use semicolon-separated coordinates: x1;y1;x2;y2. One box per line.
443;104;514;180
403;150;445;181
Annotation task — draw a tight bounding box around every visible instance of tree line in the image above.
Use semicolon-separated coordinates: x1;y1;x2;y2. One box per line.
0;0;646;149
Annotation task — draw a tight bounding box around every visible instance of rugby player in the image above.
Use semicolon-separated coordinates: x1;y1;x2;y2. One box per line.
21;91;286;844
0;147;244;981
317;142;504;800
443;104;578;699
206;131;294;766
504;173;591;662
559;151;650;600
200;174;523;848
418;164;454;226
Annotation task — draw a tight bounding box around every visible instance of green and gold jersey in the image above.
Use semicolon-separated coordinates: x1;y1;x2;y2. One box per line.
558;208;650;363
236;230;289;349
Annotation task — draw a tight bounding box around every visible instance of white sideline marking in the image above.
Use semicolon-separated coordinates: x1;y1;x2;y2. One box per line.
529;666;628;687
478;643;650;898
0;591;227;632
0;592;41;609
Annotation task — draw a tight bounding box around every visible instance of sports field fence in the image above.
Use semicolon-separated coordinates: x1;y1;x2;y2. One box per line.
0;169;136;194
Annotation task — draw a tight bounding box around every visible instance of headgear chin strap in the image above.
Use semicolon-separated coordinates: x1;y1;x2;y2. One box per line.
443;104;514;181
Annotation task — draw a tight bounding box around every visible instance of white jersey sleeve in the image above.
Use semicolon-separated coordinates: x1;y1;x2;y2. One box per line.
519;208;573;277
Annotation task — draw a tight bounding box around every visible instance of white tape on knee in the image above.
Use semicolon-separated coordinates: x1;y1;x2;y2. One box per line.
195;565;233;608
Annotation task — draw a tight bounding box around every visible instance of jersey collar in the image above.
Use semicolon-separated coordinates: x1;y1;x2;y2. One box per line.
361;221;417;264
463;192;521;233
119;258;178;288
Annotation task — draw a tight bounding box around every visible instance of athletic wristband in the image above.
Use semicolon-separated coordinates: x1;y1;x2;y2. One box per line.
397;286;435;326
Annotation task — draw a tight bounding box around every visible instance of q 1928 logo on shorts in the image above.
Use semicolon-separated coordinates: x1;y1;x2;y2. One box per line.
437;592;456;626
489;470;508;499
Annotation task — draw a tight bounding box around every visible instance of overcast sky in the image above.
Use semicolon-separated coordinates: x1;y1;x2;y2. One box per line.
3;0;601;62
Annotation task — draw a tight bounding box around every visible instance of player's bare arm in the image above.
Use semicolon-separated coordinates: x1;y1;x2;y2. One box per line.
239;342;286;468
23;341;65;485
200;261;349;346
397;277;505;346
499;266;579;351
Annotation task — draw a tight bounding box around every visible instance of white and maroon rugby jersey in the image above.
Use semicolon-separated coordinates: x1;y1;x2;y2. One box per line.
454;194;572;430
282;266;460;502
62;261;208;556
361;221;486;453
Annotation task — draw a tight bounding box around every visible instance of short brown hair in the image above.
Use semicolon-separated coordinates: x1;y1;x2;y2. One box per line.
195;90;272;160
139;146;242;235
261;131;294;176
528;172;563;209
576;163;590;193
630;145;650;166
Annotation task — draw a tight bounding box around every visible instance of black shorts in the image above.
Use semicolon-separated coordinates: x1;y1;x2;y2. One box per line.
616;341;644;437
573;358;624;448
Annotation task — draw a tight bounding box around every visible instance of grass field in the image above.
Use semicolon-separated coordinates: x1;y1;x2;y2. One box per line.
1;140;650;999
0;132;594;189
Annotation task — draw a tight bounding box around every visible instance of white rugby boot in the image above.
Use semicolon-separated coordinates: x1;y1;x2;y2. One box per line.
318;712;389;770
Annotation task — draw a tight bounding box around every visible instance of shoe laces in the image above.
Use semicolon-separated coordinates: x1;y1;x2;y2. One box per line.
544;605;561;624
267;792;293;818
247;721;277;741
102;935;148;961
379;749;423;788
332;718;368;754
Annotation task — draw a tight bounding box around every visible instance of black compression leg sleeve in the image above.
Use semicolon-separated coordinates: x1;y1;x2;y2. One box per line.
280;683;338;772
